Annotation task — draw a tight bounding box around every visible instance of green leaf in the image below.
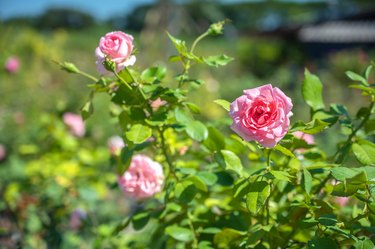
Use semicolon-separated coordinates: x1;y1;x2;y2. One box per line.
185;175;208;192
203;54;234;67
330;167;362;181
270;170;292;182
165;225;193;242
196;172;218;186
198;241;215;249
119;147;133;174
302;69;325;110
274;144;295;157
318;214;337;226
203;127;225;152
219;150;243;177
214;99;231;111
365;65;373;81
303;168;313;195
331;182;361;197
175;107;192;124
175;181;197;204
213;228;245;248
140;66;166;82
346;71;368;86
186;120;208;142
125;124;152;144
354;239;375;249
352;141;375;166
166;32;188;54
132;212;150;231
308;237;338;249
185;102;201;114
246;181;270;214
291;119;330;134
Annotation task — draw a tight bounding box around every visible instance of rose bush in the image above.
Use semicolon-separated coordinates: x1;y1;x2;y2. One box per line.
58;21;375;248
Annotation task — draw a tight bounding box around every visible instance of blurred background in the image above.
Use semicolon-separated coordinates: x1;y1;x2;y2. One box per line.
1;0;375;248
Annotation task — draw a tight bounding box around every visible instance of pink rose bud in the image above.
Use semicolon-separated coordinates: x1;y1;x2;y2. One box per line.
95;31;136;74
0;144;6;161
63;112;85;137
5;56;20;73
150;98;167;112
118;155;164;200
229;84;293;148
107;135;125;155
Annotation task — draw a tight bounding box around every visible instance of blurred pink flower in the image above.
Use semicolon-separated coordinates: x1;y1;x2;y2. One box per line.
150;98;167;112
5;56;20;73
69;208;86;230
107;135;125;155
293;131;314;145
333;196;350;207
95;31;136;74
0;144;6;161
118;155;164;199
63;112;85;137
229;84;293;148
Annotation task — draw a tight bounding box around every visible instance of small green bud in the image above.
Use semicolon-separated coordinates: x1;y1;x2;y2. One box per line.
60;62;80;73
103;58;116;72
207;20;229;36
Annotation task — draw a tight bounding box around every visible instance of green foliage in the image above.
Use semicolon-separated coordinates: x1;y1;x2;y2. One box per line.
3;19;375;248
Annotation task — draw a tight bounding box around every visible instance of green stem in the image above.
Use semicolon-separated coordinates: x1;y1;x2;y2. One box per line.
113;70;133;91
158;128;177;180
187;211;199;249
77;70;98;82
190;31;209;54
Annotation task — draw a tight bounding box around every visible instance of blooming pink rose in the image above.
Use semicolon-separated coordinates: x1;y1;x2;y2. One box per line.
0;144;6;161
118;155;164;199
229;84;293;148
107;135;125;155
63;112;85;137
5;56;20;73
95;31;136;74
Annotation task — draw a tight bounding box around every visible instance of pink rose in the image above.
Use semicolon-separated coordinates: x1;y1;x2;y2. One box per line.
229;84;293;148
63;112;85;137
95;31;136;74
5;56;20;73
107;135;125;155
333;196;350;207
69;208;87;230
118;155;164;199
0;144;6;161
150;97;167;112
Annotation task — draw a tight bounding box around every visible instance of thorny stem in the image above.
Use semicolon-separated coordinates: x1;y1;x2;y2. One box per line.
158;128;178;180
315;99;375;195
283;98;375;247
187;211;199;249
178;31;209;88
